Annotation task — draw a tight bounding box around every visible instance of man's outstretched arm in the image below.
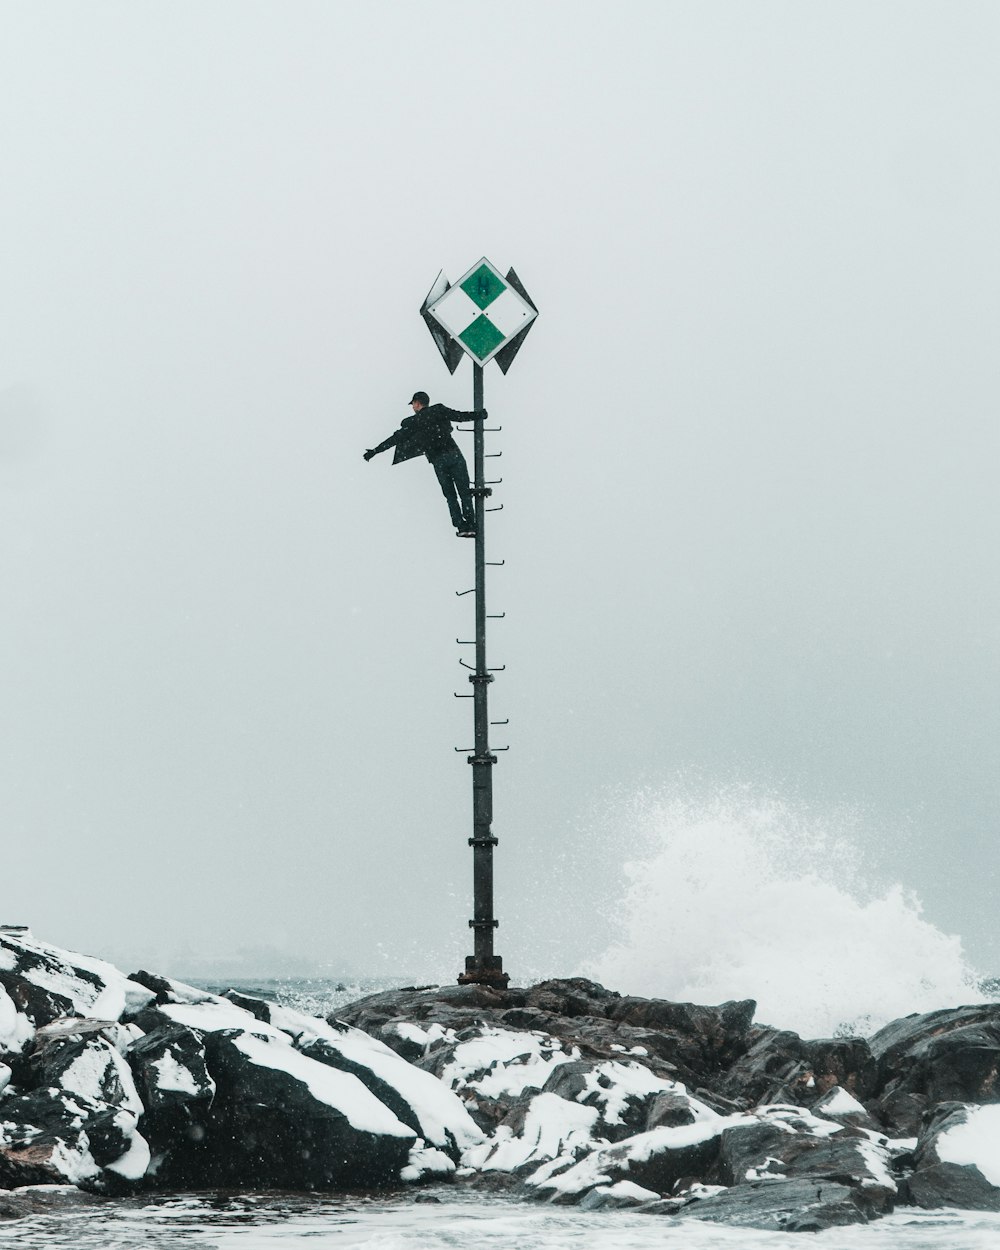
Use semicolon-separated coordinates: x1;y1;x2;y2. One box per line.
363;430;401;461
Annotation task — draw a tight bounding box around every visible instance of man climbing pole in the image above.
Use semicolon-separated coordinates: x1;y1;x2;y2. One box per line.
364;392;486;536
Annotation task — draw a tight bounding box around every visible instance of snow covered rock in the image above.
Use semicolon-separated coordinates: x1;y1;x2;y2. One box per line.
0;1012;149;1192
870;1004;1000;1115
709;1104;896;1206
220;992;482;1163
0;1082;148;1191
529;1114;743;1202
904;1102;1000;1211
203;1028;415;1188
0;931;141;1029
0;933;477;1192
125;1024;216;1184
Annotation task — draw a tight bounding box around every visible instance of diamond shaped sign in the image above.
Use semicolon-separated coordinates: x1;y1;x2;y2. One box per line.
426;258;538;368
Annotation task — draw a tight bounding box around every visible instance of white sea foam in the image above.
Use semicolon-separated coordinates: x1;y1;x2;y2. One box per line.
586;788;983;1038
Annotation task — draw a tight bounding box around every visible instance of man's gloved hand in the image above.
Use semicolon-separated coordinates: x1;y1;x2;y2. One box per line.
363;449;375;461
476;408;488;419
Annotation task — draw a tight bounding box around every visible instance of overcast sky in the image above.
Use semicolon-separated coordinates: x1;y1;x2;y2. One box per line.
1;1;997;981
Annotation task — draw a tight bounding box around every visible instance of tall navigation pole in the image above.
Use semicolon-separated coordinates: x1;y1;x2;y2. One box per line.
420;259;538;989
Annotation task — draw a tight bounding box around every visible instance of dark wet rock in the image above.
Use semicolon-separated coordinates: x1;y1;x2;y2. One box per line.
605;997;755;1076
807;1039;878;1102
870;1005;1000;1106
670;1176;884;1231
646;1090;698;1130
717;1030;877;1109
0;1185;103;1218
904;1161;1000;1211
716;1029;810;1105
0;1193;27;1219
523;979;621;1019
876;1087;928;1137
222;990;273;1022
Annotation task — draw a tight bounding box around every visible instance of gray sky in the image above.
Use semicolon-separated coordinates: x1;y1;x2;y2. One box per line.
1;1;998;981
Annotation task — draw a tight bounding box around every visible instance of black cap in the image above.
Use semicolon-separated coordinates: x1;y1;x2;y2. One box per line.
410;391;429;406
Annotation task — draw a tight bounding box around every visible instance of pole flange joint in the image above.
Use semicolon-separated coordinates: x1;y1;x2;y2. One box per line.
467;754;497;766
468;672;494;685
468;918;499;930
468;835;498;847
457;954;509;990
471;485;493;499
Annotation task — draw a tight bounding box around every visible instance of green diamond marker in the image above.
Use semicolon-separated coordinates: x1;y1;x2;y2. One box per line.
461;264;505;310
427;256;538;366
460;315;506;359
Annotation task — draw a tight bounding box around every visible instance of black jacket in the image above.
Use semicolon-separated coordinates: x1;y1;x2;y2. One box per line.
370;404;476;465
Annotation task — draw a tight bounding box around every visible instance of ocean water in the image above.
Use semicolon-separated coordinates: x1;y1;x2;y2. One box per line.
3;1188;1000;1249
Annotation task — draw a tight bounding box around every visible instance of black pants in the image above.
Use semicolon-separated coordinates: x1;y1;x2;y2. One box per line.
430;446;476;531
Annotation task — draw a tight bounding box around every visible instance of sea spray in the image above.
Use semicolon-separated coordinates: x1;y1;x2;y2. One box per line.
585;787;983;1037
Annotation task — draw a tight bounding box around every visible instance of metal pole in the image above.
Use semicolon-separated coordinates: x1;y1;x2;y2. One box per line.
459;362;508;989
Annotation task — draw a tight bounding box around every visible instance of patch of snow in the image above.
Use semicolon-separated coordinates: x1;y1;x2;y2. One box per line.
401;1142;456;1182
472;1092;600;1173
162;1001;286;1040
150;1053;202;1096
599;1179;659;1202
816;1085;868;1117
577;1061;700;1127
123;981;157;1015
529;1148;612;1196
850;1135;900;1190
10;1184;79;1194
58;1041;144;1118
383;1020;455;1051
230;1032;414;1139
756;1104;842;1138
48;1138;101;1186
0;1063;10;1094
0;949;17;971
680;1182;728;1199
103;1114;151;1180
0;985;34;1056
440;1028;575;1099
936;1105;1000;1189
389;1022;433;1046
105;1022;144;1054
746;1157;787;1180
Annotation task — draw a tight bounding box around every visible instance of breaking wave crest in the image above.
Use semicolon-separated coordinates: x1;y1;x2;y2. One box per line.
586;787;983;1038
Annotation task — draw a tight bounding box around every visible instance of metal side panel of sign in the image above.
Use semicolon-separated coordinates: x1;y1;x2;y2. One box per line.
420;270;465;374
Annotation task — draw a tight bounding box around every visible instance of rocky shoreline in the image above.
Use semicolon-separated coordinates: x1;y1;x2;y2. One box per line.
2;929;1000;1232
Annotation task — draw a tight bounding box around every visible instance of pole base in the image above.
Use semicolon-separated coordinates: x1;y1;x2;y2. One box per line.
457;954;510;990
